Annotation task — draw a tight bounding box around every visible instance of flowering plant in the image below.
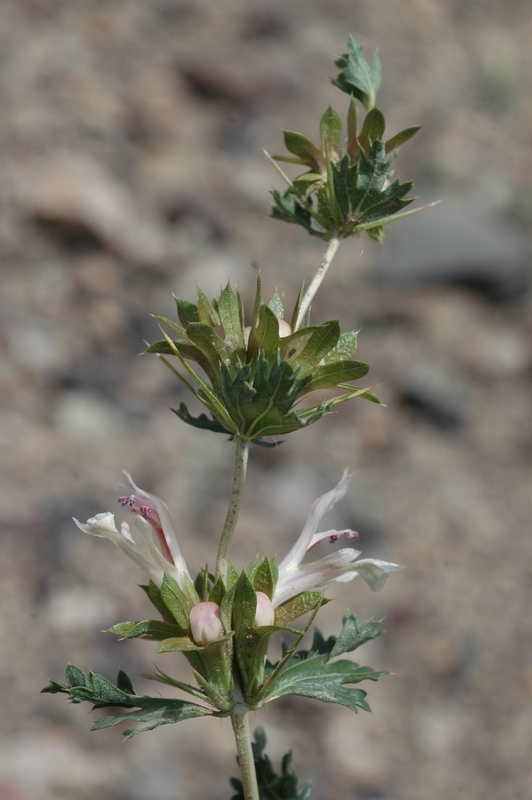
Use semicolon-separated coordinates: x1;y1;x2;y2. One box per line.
43;37;429;799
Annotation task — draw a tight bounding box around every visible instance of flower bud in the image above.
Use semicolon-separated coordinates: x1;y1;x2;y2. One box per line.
254;591;275;627
189;602;224;646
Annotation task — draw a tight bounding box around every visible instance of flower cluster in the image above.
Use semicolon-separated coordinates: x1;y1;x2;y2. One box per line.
75;470;401;711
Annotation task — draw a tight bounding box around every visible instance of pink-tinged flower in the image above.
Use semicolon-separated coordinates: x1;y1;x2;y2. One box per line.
272;470;403;607
254;592;275;627
74;473;192;592
189;602;224;646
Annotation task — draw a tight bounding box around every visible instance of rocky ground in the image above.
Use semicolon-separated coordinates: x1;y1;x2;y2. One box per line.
1;1;532;799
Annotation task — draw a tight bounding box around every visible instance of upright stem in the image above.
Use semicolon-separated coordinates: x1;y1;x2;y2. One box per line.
215;436;250;582
295;235;341;330
231;712;259;800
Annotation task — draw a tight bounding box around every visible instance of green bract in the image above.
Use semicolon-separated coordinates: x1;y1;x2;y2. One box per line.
270;36;423;243
146;276;377;445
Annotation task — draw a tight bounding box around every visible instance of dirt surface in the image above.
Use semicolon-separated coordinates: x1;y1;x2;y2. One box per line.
1;2;532;799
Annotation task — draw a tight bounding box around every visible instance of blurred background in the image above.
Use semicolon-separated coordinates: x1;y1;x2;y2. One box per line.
1;1;531;799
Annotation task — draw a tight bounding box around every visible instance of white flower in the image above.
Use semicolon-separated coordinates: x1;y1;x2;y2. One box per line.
74;472;192;591
272;470;403;607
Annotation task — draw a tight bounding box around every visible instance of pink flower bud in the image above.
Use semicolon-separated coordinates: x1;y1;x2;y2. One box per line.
244;319;292;348
189;602;224;646
254;591;275;627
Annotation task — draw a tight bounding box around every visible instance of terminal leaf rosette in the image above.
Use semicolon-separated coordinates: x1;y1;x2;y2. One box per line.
270;36;425;243
145;275;378;445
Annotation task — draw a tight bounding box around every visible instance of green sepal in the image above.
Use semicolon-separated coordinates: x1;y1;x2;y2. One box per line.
300;359;369;393
248;303;280;361
196;286;220;328
175;297;199;327
289;320;340;374
141;666;211;702
230;727;313;800
157;636;202;653
268;291;284;321
331;35;382;110
209;576;228;608
358;106;386;151
106;619;184;641
139;581;176;624
185;635;234;710
346;97;359;161
321;331;358;363
280;130;324;173
160;573;193;630
252;557;279;601
320;105;343;157
385;124;424;153
232;572;270;698
274;592;325;627
218;283;246;351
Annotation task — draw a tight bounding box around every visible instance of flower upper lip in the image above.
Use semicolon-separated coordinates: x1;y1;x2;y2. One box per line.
74;472;192;591
74;470;402;608
272;469;403;607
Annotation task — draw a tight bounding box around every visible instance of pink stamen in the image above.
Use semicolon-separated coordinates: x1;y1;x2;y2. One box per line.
118;494;175;565
329;530;358;544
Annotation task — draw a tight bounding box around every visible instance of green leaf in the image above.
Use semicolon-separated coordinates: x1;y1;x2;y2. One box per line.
171;402;230;436
270;190;318;236
320;105;343;156
263;653;385;714
106;619;183;641
330;612;384;658
42;665;213;738
230;727;312;800
301;359;369;393
331;35;382;110
92;700;211;739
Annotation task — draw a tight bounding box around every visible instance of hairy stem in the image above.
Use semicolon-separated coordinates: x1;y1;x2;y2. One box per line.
231;712;259;800
295;236;341;330
215;437;250;583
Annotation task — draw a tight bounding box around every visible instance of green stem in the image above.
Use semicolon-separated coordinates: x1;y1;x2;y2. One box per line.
295;236;341;330
215;437;250;583
231;712;259;800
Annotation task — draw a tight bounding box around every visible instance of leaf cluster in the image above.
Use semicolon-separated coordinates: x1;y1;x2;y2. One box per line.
231;728;312;800
41;665;211;739
145;275;377;444
271;36;423;242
